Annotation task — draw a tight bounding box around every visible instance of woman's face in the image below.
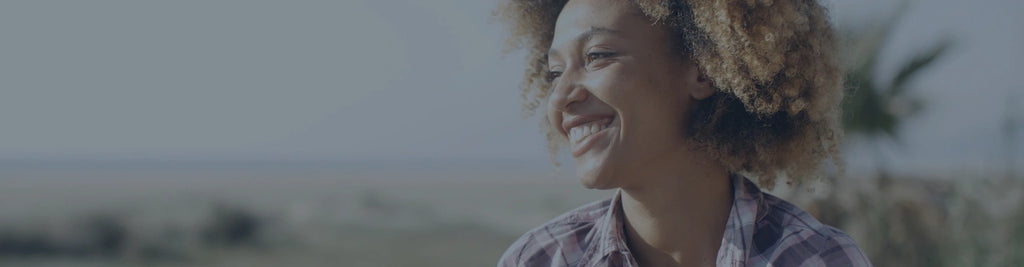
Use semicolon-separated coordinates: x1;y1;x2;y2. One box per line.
546;0;711;189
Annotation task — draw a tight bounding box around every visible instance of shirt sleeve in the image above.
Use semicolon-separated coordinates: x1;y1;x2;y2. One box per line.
766;228;873;267
813;234;872;267
496;232;531;267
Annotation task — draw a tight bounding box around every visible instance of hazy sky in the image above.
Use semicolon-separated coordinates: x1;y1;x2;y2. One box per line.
1;0;1021;174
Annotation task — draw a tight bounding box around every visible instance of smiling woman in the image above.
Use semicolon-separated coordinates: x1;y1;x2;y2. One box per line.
497;0;869;266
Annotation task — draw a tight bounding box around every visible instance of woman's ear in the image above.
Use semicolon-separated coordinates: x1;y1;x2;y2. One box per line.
690;70;715;100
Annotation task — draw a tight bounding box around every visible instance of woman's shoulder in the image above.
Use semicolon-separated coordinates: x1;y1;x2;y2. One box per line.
497;197;612;267
751;193;872;266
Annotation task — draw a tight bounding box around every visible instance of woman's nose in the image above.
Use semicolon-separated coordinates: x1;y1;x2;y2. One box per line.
550;81;589;112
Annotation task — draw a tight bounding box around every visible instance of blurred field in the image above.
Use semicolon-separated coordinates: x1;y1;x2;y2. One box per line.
0;161;1021;266
0;161;608;266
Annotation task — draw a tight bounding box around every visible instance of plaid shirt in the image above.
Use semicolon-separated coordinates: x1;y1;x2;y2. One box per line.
498;174;871;266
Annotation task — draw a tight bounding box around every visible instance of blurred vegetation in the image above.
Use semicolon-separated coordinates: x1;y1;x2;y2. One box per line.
840;1;952;178
0;202;264;264
826;2;1024;266
0;190;516;267
805;176;1024;266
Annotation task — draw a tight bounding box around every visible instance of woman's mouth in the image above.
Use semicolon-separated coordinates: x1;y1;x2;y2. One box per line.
568;118;614;157
568;119;610;144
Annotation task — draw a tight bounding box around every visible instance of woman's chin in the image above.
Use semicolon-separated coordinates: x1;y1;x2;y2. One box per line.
574;149;618;189
575;163;618;190
578;176;618;190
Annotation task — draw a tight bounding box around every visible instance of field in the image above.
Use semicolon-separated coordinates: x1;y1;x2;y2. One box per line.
0;161;1021;266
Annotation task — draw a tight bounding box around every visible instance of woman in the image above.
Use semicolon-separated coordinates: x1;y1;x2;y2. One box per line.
496;0;870;266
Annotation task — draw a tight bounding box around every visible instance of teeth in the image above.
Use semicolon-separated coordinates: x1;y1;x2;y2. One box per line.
568;120;610;144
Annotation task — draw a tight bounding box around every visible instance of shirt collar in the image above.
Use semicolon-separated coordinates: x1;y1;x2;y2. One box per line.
716;173;765;266
584;174;765;266
582;188;633;265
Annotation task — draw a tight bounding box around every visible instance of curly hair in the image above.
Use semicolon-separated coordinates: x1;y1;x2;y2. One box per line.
497;0;844;189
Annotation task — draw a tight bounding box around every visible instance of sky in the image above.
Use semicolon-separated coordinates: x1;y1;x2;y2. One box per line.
0;0;1021;175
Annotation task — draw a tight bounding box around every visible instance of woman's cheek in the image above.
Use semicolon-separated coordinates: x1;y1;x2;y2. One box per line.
590;64;633;103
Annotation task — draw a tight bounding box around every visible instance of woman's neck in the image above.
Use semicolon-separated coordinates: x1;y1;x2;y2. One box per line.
619;149;733;267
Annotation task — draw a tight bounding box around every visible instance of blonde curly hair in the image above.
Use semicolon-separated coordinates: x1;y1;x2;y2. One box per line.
497;0;844;189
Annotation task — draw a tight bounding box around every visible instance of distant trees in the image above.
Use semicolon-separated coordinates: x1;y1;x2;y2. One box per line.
841;3;953;178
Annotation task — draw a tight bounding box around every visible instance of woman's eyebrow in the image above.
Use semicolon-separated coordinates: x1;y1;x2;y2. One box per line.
548;26;621;60
577;26;621;41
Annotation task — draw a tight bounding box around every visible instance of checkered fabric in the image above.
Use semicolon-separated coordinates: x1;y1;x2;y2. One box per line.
498;174;871;267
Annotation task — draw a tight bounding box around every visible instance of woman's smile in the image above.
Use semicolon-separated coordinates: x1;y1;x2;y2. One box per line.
566;117;616;157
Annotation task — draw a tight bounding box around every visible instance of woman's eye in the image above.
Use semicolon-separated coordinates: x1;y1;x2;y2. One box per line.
545;70;563;83
585;52;613;63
